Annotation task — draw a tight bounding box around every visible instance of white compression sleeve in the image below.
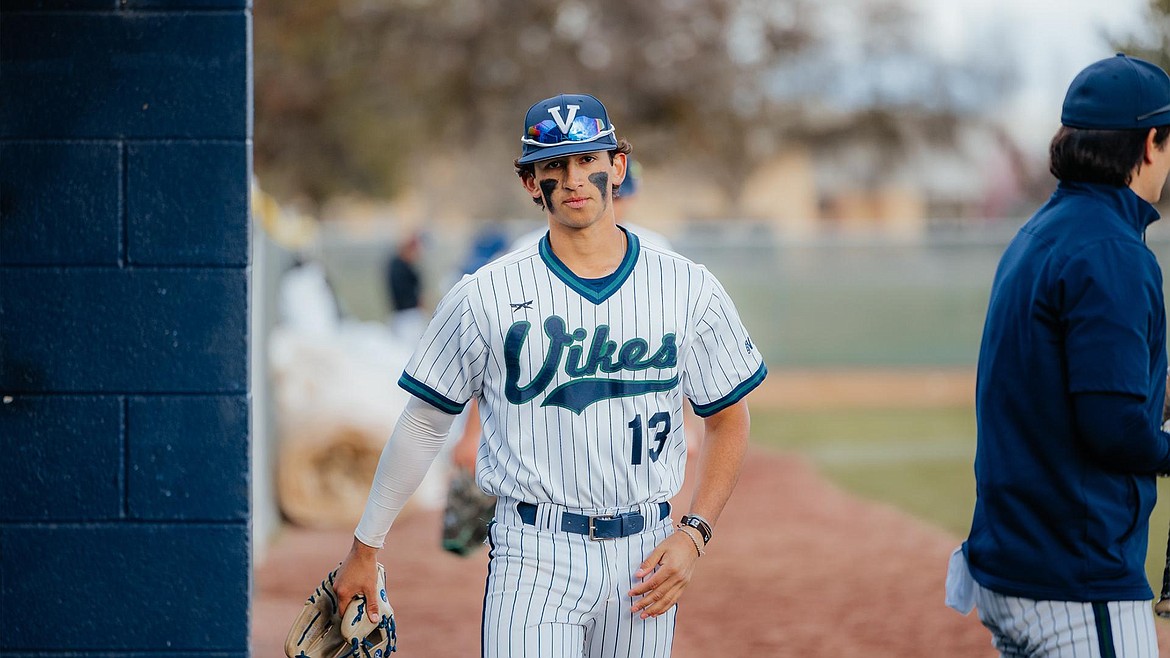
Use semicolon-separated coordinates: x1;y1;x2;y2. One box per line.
354;396;458;548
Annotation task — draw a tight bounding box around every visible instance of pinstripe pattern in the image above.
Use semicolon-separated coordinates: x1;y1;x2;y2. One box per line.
484;498;676;658
400;230;765;511
404;228;762;657
973;580;1158;656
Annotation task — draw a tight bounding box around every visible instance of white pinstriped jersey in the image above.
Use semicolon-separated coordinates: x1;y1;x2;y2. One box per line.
399;228;766;511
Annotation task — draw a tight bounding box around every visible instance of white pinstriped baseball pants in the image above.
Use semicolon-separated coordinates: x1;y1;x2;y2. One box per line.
973;583;1159;657
481;498;677;658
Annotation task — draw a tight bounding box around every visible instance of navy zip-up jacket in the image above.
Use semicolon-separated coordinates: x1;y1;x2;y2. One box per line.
964;181;1170;601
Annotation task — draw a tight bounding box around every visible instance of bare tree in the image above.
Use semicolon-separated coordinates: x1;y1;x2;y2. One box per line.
1111;0;1170;72
254;0;1017;214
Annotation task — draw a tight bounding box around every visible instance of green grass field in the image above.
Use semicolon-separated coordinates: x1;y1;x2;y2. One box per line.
749;405;1170;593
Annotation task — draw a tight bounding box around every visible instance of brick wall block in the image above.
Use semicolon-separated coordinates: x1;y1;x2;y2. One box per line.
0;525;249;650
128;0;249;7
6;654;245;658
127;142;250;266
0;269;248;393
0;396;122;521
128;395;249;520
0;142;122;266
0;1;116;9
0;13;248;139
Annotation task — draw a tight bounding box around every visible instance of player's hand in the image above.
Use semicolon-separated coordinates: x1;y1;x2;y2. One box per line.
333;536;383;622
628;530;700;619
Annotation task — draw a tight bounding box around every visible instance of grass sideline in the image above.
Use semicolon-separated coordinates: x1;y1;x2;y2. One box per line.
749;405;1170;597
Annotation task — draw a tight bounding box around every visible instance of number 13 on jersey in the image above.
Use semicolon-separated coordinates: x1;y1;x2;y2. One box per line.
629;412;671;465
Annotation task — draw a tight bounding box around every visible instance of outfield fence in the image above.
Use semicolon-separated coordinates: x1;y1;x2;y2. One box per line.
314;218;1170;369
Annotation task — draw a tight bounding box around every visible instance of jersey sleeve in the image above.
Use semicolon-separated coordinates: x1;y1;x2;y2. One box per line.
1060;240;1161;398
681;268;767;417
397;275;489;414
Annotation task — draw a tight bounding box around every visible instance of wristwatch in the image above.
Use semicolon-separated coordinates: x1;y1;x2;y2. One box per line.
679;514;712;545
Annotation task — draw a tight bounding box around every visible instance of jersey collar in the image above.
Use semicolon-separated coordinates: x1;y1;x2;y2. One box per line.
538;226;640;305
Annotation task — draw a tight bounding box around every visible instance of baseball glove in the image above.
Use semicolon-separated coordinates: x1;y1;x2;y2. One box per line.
441;469;497;556
285;562;397;658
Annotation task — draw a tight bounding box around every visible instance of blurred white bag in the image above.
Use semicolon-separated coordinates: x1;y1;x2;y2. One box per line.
271;319;417;528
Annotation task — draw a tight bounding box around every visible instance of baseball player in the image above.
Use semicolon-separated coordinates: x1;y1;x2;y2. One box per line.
450;159;703;478
332;92;766;657
948;54;1170;657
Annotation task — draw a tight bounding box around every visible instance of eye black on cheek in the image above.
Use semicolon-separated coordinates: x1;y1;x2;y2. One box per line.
539;179;557;208
588;172;609;200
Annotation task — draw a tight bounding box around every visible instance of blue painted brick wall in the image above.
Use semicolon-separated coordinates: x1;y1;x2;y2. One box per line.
0;12;249;139
1;396;122;521
0;142;122;265
127;142;251;266
0;1;252;654
5;650;244;655
6;654;245;658
0;269;248;392
1;1;118;9
128;396;250;520
1;525;249;651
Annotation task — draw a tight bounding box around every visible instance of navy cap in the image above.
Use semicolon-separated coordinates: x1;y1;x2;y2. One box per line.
1062;53;1170;130
517;93;619;165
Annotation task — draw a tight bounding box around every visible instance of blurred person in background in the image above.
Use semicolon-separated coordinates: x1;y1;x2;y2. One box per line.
948;54;1170;656
461;224;512;276
384;231;425;344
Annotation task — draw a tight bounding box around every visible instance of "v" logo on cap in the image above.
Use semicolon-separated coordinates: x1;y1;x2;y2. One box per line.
547;104;580;133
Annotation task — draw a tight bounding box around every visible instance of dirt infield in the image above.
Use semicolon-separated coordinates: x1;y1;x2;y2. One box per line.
255;373;1170;655
750;369;976;410
256;443;1170;657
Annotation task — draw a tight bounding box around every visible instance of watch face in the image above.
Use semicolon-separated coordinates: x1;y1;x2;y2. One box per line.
681;516;710;543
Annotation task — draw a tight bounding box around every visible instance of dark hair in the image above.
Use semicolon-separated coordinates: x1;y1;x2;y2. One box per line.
1049;125;1170;186
515;139;633;208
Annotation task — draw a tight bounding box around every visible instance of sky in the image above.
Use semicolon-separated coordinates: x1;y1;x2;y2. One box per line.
916;0;1149;151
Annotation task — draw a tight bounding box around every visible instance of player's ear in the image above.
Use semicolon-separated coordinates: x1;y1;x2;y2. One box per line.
520;172;539;197
610;152;627;191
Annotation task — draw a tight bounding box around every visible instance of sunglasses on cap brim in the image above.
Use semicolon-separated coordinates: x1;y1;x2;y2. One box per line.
521;116;616;147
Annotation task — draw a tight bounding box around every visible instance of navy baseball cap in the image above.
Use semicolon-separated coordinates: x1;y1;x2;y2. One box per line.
1062;53;1170;129
517;93;618;165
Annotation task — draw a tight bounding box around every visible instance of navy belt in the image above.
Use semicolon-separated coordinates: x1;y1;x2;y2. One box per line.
516;501;670;540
